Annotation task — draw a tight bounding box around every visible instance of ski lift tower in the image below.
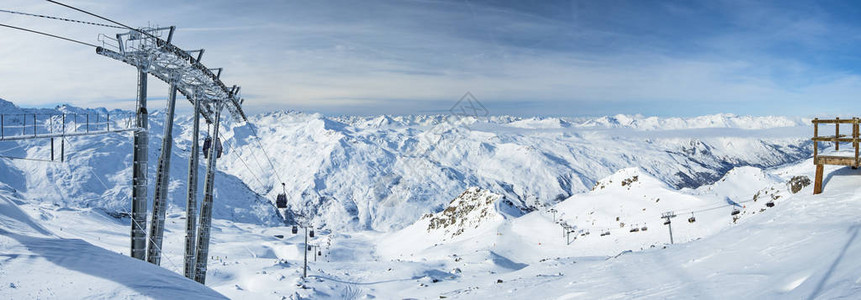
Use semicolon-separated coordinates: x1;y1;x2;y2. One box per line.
95;26;247;284
661;211;677;245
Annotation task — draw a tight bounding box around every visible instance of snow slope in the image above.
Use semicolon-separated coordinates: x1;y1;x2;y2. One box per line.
0;98;280;226
441;160;861;299
0;184;226;299
379;165;802;264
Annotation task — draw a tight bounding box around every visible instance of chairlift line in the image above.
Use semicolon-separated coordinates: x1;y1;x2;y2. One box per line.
0;22;98;48
45;0;154;39
0;8;124;29
248;125;285;185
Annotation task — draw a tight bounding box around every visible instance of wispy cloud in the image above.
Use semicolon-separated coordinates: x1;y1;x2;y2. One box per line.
1;0;861;117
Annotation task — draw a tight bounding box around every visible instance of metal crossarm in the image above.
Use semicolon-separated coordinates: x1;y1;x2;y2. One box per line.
95;26;247;123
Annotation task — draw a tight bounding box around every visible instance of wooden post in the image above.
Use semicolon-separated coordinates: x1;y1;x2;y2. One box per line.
852;118;858;169
813;119;819;163
814;164;824;194
835;117;840;151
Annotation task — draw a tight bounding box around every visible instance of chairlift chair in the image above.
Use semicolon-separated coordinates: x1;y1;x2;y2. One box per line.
731;208;740;216
663;220;671;225
766;201;775;208
688;213;696;223
291;225;298;234
309;230;315;238
641;226;648;231
318;250;322;256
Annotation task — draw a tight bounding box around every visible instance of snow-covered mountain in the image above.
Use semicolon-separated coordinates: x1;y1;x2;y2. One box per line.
0;98;814;232
217;109;812;231
578;113;806;130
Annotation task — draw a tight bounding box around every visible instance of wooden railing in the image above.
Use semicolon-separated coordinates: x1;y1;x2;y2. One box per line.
811;117;860;194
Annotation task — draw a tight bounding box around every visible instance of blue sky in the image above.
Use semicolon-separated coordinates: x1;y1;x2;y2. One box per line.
2;0;861;117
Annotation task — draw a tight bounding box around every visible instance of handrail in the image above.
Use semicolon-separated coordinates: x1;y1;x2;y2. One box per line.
0;111;137;141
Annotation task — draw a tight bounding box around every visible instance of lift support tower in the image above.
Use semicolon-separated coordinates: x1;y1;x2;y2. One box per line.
96;25;247;284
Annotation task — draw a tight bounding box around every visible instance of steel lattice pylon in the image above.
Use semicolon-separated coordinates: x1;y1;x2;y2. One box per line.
96;26;247;284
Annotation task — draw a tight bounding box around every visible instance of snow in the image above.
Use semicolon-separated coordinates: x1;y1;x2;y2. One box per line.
0;184;226;299
6;98;861;299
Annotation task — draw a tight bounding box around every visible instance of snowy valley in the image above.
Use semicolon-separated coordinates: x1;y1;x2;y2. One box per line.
3;98;861;299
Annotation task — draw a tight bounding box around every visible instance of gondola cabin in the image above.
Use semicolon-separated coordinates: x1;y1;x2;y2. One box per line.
276;193;288;208
202;137;223;159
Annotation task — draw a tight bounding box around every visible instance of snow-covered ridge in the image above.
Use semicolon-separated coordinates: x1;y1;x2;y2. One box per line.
0;98;125;116
575;113;805;130
326;111;805;130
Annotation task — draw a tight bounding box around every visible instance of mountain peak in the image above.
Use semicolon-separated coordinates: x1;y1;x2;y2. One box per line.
591;168;667;192
423;187;505;239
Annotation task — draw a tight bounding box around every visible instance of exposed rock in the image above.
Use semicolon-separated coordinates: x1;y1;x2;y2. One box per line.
788;176;811;194
426;187;505;238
